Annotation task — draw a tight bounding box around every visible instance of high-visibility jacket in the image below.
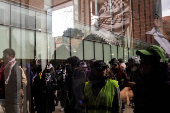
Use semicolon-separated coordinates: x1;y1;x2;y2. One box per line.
84;79;118;113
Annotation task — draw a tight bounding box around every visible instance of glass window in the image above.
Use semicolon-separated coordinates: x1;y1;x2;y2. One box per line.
0;2;10;25
36;13;47;32
55;36;70;59
0;26;9;58
11;28;21;59
129;48;134;58
21;29;34;59
36;32;47;59
84;41;94;60
95;42;103;60
111;45;117;59
124;48;128;63
104;44;111;65
118;46;123;60
72;38;83;60
36;12;41;30
48;33;55;61
47;14;52;32
11;5;20;27
21;8;35;29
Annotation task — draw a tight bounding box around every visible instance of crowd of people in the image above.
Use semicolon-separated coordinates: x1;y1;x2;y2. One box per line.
0;45;170;113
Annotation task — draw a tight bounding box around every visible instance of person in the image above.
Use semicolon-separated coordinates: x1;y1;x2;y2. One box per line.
23;63;35;113
110;59;129;112
73;61;87;113
53;28;84;59
32;65;42;112
133;45;170;113
19;66;27;113
127;56;140;83
33;64;57;113
118;58;126;72
84;61;121;113
2;48;21;113
0;59;3;68
55;64;62;79
64;56;81;113
57;65;67;111
146;15;170;55
86;59;96;82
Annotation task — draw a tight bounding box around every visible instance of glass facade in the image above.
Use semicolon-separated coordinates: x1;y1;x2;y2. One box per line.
0;0;169;112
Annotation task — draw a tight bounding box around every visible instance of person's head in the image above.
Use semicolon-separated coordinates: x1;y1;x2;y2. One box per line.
66;56;80;70
3;48;15;64
128;56;140;67
92;61;107;78
79;61;87;71
118;58;124;63
47;61;51;66
136;45;166;74
0;59;3;65
62;28;84;49
57;64;62;70
109;58;116;68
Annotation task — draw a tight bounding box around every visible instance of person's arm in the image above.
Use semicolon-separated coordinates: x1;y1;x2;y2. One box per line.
112;85;122;113
73;70;86;102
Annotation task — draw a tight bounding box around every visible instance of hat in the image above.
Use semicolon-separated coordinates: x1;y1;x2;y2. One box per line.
109;58;117;65
136;45;166;63
79;61;87;68
92;61;107;70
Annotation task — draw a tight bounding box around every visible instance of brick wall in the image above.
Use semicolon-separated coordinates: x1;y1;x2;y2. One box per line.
14;0;44;10
132;0;154;44
52;0;71;6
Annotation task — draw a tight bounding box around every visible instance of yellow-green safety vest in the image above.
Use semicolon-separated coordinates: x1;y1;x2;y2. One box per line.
84;79;118;113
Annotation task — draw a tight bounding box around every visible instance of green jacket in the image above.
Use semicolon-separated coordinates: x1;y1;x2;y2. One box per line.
84;79;121;113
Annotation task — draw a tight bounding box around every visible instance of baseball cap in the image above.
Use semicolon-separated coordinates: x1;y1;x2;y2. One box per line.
136;45;166;63
92;61;107;70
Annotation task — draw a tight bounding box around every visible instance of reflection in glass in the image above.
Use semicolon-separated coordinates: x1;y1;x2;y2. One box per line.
104;44;111;65
95;42;103;60
21;29;34;59
36;32;47;59
129;48;134;58
72;38;83;60
21;8;35;29
111;45;117;59
11;5;20;27
118;46;123;60
11;28;21;59
0;2;10;25
0;26;9;58
84;41;94;60
124;48;128;63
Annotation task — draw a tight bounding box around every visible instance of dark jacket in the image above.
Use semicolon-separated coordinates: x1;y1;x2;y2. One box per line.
5;62;21;113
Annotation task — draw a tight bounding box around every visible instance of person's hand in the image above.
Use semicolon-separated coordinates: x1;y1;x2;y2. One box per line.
120;87;134;104
80;103;86;107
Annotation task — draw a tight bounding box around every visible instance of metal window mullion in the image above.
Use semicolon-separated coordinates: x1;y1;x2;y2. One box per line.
144;0;147;42
9;4;11;49
93;41;95;59
102;43;104;61
110;0;114;33
122;0;125;36
83;40;85;60
137;0;141;41
148;0;152;44
110;45;112;59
